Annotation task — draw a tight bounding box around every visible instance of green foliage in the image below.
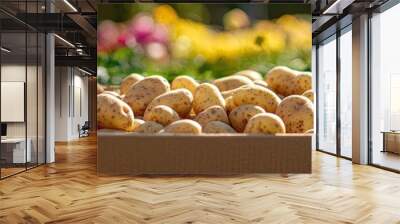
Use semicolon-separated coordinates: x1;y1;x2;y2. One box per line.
97;47;310;84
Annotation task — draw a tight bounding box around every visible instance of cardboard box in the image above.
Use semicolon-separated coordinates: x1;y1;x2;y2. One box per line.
97;132;312;175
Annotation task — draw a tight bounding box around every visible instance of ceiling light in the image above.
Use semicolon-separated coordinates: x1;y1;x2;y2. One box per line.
78;67;92;76
322;0;354;15
1;47;11;53
63;0;78;12
54;34;75;48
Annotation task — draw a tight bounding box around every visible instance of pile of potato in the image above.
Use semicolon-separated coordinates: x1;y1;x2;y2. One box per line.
97;66;314;135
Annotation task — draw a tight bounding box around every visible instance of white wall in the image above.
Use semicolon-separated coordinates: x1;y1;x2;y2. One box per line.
1;63;46;164
55;67;89;141
55;67;70;141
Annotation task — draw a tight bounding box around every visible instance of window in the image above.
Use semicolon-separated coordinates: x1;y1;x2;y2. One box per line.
370;3;400;171
339;27;352;158
317;36;337;154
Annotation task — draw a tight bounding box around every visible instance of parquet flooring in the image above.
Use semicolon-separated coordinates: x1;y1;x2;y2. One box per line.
1;135;400;224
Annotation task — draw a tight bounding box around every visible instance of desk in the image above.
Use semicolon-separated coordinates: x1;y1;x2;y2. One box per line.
1;138;31;164
382;131;400;154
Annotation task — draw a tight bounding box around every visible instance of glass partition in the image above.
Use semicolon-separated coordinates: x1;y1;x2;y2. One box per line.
0;1;46;179
339;27;352;158
37;32;45;165
27;30;38;169
1;30;28;178
370;3;400;171
317;35;337;154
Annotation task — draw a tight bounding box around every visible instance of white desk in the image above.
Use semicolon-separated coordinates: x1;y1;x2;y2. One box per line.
1;138;31;163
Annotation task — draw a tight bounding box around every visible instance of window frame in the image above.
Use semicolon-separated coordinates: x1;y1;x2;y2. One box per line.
367;0;400;173
314;22;353;160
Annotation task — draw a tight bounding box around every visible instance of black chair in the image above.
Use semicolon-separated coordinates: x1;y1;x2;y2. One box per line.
79;121;90;138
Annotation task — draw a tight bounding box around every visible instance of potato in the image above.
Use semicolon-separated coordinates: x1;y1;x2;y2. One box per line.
97;93;134;131
203;121;236;134
221;89;237;99
144;105;180;126
102;91;121;99
244;113;286;134
135;121;164;133
265;66;297;97
266;66;312;96
194;105;229;127
145;89;193;118
171;75;199;95
233;70;263;81
132;119;145;132
302;89;314;102
187;109;197;120
231;85;281;113
213;75;253;92
220;84;250;99
253;80;269;89
123;76;170;116
305;129;314;134
97;84;104;94
161;119;202;134
120;73;144;95
294;72;312;94
276;95;314;133
193;83;225;114
225;96;237;114
229;104;266;132
97;129;130;134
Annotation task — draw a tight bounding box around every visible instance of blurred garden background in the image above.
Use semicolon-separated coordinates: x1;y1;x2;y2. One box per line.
97;3;311;85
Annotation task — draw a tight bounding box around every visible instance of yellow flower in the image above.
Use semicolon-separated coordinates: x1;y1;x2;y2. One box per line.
166;13;308;63
153;4;178;25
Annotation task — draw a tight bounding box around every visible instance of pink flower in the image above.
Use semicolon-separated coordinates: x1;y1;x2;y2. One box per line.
129;14;155;45
151;24;169;44
97;20;120;52
117;29;137;48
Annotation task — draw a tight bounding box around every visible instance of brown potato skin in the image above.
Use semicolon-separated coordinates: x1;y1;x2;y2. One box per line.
144;105;180;126
120;73;144;95
213;75;253;92
231;85;281;113
123;76;170;116
302;89;314;102
161;119;202;134
134;121;164;133
276;95;314;133
253;80;269;89
97;93;135;131
233;70;263;81
294;72;312;95
195;105;229;127
225;96;237;114
171;75;199;95
229;104;266;132
244;113;286;134
203;121;236;133
266;66;312;96
265;66;297;96
145;89;193;118
97;84;104;94
193;83;225;114
102;91;121;99
132;119;145;132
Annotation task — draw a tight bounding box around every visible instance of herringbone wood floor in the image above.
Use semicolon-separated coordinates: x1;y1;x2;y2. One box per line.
1;136;400;224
